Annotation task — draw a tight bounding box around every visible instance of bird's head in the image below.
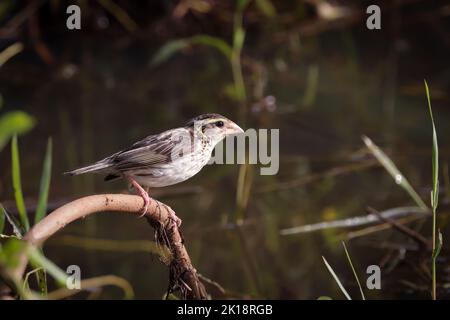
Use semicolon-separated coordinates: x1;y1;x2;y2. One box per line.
185;113;244;145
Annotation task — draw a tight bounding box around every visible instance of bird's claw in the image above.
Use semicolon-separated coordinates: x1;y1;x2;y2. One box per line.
169;210;182;228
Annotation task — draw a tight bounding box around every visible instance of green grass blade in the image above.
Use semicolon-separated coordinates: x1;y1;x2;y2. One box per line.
425;80;442;300
425;80;439;210
150;39;190;66
237;0;250;11
97;0;138;33
11;135;29;230
0;203;4;234
322;256;352;300
342;241;366;300
34;138;52;224
191;35;232;58
362;135;428;210
432;230;443;260
0;110;35;151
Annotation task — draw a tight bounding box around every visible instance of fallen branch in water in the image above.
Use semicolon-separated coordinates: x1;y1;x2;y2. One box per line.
12;194;207;300
280;206;430;236
367;207;431;249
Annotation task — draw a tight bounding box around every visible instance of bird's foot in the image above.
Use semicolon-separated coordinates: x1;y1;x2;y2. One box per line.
138;192;151;218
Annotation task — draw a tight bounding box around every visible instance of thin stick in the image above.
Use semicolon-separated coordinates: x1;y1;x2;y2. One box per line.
367;207;431;249
280;206;429;235
13;194;207;300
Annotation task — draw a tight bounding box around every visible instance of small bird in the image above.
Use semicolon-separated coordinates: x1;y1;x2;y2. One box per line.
65;114;244;225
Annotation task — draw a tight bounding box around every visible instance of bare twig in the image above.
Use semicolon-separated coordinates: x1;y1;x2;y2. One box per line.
345;215;422;240
47;275;134;300
13;194;207;300
198;273;226;295
97;0;138;33
1;185;203;217
0;0;47;38
257;160;377;194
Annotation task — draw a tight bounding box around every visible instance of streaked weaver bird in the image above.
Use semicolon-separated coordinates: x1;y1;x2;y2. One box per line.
66;114;244;225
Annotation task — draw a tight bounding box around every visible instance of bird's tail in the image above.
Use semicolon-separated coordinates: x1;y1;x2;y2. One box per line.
64;160;111;176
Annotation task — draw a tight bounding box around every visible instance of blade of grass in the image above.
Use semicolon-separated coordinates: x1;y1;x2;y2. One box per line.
425;79;442;300
342;241;365;300
97;0;138;33
322;256;351;300
34;138;52;224
27;245;68;287
11;135;29;230
150;35;232;67
362;135;428;210
0;203;4;234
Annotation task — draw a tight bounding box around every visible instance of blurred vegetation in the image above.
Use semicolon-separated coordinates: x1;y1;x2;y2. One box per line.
0;43;35;151
425;80;442;300
1;134;135;299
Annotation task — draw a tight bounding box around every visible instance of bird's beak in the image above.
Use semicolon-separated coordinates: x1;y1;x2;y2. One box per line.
225;121;244;135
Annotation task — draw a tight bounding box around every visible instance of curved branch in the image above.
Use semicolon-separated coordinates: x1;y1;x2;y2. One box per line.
14;194;207;300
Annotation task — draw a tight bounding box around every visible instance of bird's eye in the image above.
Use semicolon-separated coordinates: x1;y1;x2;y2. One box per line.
216;121;224;127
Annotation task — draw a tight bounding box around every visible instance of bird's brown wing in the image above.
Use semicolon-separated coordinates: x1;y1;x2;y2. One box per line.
111;128;192;171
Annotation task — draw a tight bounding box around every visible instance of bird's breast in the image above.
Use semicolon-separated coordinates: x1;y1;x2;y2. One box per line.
131;144;213;188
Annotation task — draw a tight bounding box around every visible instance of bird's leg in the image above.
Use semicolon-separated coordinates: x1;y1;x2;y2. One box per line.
125;176;182;226
126;176;150;217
